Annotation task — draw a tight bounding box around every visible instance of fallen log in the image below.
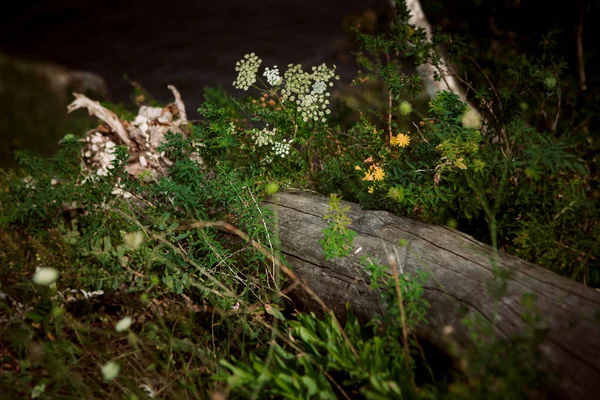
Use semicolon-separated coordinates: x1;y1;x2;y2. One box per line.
264;189;600;400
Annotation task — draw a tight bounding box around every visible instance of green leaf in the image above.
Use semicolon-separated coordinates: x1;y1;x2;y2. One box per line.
265;304;285;321
301;376;318;395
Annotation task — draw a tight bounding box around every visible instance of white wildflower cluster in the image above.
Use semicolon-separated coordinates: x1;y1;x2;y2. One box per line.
272;138;293;158
263;65;282;86
281;63;339;123
281;64;312;102
251;125;277;147
233;53;262;90
227;121;236;135
311;80;327;95
232;53;339;125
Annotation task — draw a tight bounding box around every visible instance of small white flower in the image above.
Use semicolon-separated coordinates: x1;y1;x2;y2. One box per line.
115;316;133;332
311;80;327;95
33;267;59;286
461;108;481;129
251;126;277;147
31;383;46;398
263;66;282;86
101;360;120;381
233;53;262;91
272;139;293;158
123;231;144;250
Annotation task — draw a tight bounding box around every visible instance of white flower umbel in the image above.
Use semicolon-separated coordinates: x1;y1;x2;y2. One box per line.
233;53;262;91
311;80;327;95
33;267;59;286
263;66;282;86
272;138;293;158
115;316;133;332
252;126;277;148
281;62;339;123
281;64;313;102
123;231;144;250
101;360;120;381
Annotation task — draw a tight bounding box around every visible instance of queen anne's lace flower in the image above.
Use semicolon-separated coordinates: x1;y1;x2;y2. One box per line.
272;138;293;158
263;66;282;86
233;53;262;91
311;80;327;95
281;64;312;101
233;54;339;123
252;126;277;147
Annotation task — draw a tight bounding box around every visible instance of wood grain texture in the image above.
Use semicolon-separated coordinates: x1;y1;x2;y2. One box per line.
264;189;600;399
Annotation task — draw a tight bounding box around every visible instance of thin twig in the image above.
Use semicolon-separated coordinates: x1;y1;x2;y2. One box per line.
412;122;429;144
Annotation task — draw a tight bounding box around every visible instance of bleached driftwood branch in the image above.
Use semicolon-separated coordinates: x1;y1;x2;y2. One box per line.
168;85;188;126
67;93;131;146
396;0;483;123
66;85;194;180
403;0;466;100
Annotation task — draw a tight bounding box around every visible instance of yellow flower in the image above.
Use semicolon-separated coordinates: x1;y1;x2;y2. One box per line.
372;165;385;181
363;171;374;181
368;186;374;194
354;165;362;171
391;133;410;148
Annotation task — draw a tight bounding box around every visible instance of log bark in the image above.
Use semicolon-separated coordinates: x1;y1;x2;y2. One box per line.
264;189;600;400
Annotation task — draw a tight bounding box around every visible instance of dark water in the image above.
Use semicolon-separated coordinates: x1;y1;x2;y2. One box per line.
1;0;389;111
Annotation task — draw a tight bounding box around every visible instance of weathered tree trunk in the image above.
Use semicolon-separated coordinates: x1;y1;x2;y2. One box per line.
264;189;600;400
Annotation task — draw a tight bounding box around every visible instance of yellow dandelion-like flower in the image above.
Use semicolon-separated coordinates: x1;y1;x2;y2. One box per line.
363;171;374;181
391;133;410;148
354;165;362;171
368;186;374;194
372;166;385;181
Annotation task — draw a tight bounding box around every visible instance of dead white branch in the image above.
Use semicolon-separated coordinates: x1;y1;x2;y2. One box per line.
404;0;466;99
398;0;483;123
67;93;131;146
168;84;188;126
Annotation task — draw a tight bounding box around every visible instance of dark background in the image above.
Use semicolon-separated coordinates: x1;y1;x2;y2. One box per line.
0;0;390;110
